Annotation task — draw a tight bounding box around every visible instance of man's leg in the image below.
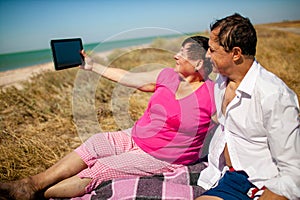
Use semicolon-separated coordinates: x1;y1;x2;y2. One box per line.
195;196;223;200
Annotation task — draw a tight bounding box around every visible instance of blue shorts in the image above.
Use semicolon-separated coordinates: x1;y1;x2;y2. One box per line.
202;170;256;200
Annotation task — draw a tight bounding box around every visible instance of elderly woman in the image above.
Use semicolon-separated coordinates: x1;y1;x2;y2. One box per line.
1;36;215;199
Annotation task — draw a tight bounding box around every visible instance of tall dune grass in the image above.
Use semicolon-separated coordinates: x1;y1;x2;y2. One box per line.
0;21;299;181
255;22;300;98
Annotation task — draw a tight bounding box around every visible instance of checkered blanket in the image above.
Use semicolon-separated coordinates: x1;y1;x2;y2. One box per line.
53;161;207;200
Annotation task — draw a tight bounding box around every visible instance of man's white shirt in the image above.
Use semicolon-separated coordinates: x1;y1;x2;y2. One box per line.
198;60;300;200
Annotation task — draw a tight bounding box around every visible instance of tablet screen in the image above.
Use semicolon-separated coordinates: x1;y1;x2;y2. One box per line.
50;38;83;70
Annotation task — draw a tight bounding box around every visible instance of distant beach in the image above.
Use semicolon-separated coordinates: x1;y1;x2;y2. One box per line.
0;49;112;88
0;62;53;88
0;44;151;88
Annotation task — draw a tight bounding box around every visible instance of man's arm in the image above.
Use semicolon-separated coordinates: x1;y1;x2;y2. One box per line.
262;92;300;200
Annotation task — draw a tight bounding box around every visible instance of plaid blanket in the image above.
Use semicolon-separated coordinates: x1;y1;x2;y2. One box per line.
53;161;207;200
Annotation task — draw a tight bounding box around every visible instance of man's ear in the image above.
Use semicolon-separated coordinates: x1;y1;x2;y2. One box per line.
232;47;242;61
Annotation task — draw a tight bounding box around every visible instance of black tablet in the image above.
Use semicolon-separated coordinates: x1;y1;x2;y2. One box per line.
50;38;84;70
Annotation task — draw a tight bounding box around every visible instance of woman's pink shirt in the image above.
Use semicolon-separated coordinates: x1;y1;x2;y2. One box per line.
132;68;216;164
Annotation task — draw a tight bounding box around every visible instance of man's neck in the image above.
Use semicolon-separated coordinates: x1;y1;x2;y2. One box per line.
227;58;254;84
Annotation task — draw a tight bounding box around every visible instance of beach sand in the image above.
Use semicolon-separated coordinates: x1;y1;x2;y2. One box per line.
0;50;114;89
0;62;55;89
0;45;150;89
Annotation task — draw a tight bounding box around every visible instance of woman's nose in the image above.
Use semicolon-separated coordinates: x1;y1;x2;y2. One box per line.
174;53;179;60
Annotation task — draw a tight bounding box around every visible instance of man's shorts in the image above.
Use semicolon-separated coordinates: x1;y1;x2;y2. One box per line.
201;170;261;200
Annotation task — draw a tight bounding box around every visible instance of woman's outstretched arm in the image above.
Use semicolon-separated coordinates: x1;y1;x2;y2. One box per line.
80;50;162;92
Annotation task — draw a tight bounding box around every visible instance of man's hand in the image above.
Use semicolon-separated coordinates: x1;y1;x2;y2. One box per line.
259;188;288;200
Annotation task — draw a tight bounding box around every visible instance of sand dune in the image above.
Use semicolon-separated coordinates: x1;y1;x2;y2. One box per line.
0;62;54;88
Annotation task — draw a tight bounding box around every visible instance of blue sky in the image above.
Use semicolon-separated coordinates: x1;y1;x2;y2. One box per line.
0;0;299;54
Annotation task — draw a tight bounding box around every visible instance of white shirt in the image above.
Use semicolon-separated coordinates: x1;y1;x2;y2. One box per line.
197;60;300;200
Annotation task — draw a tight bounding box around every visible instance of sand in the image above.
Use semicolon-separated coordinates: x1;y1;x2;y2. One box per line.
0;62;54;89
0;45;150;89
0;50;114;89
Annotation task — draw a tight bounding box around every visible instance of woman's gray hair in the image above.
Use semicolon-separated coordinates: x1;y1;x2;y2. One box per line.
182;36;212;75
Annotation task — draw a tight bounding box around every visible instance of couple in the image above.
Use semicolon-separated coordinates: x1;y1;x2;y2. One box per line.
1;13;300;200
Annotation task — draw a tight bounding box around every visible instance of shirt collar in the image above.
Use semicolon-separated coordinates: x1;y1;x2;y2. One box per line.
215;60;260;97
216;73;228;90
237;60;260;97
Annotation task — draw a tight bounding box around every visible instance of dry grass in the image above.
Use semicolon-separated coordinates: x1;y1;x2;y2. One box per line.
255;23;300;101
0;42;176;181
1;21;299;182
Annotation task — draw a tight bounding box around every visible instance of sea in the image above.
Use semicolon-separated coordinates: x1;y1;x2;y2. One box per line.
0;34;181;72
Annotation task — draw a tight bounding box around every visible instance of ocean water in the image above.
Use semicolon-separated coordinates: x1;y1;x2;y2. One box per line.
0;35;180;72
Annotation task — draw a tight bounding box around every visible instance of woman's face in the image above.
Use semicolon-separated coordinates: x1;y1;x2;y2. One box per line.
173;43;199;77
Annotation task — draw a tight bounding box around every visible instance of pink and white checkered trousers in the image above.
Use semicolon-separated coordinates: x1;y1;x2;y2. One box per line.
74;128;182;193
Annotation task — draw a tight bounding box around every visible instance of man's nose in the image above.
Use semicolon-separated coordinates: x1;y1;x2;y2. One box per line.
205;50;211;58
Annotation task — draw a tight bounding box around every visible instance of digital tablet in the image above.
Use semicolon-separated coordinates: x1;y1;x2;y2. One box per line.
50;38;84;70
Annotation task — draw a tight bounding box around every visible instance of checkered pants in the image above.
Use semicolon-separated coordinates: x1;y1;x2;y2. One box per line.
74;129;181;193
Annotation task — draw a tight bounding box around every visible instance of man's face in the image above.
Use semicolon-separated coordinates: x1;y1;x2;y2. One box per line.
206;28;233;76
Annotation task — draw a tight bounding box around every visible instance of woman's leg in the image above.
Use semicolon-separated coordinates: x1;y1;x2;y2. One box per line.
44;175;91;198
0;129;132;199
75;147;181;194
1;129;174;199
40;130;137;198
0;151;87;200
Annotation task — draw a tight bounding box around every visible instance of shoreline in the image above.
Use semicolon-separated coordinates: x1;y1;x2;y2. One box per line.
0;62;54;89
0;45;150;89
0;49;115;89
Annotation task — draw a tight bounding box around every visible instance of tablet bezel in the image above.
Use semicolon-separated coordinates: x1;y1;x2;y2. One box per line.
50;38;84;70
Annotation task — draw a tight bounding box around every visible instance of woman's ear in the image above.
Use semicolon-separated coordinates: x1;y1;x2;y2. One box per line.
195;60;204;72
